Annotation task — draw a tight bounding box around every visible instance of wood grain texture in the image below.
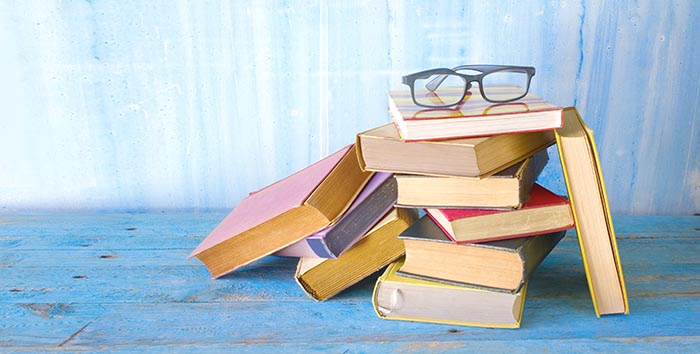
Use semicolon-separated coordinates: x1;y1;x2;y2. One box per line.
0;1;698;214
0;213;699;351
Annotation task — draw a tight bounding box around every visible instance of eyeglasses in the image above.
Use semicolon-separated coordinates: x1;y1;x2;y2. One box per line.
401;65;536;108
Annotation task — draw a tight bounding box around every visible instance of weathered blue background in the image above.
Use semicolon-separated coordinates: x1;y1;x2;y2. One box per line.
0;1;698;215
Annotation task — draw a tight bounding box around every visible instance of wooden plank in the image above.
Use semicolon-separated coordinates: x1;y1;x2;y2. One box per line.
1;214;699;352
1;254;699;305
2;296;700;348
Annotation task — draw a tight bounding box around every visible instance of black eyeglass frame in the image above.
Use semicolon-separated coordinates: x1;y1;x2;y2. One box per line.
401;65;536;108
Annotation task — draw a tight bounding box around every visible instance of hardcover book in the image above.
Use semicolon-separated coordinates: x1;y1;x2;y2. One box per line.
389;86;563;141
189;144;373;278
398;215;565;293
395;150;548;209
425;184;574;244
373;258;527;328
555;107;629;316
356;123;554;178
295;208;418;301
276;172;397;258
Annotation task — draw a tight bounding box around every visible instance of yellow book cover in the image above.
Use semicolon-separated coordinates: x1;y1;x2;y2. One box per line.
555;107;629;316
372;258;527;328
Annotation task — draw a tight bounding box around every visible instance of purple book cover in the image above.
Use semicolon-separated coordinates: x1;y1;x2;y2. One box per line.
275;172;394;258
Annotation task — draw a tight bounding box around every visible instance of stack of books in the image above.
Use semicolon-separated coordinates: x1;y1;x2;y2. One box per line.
362;88;571;328
189;87;629;327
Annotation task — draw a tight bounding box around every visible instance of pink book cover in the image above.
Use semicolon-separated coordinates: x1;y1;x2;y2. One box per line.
189;145;353;258
426;184;573;244
274;172;393;258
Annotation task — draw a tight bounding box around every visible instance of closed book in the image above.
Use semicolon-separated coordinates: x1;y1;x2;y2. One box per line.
389;86;563;141
395;150;548;209
398;215;565;293
295;208;418;301
373;258;527;328
425;184;574;244
276;172;397;258
356;123;555;178
555;107;629;316
189;144;373;278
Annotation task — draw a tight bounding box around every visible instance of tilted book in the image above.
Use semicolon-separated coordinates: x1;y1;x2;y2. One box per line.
295;208;418;301
276;172;397;258
356;123;555;178
373;258;527;328
555;107;629;316
389;86;563;141
398;215;565;293
425;184;574;244
395;150;548;209
189;144;373;278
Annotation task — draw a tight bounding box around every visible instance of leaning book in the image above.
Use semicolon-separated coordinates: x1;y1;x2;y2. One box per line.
189;144;372;278
295;208;418;301
555;107;629;316
373;258;527;328
276;172;397;258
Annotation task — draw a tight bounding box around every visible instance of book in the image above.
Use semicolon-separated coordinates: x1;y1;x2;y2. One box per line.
425;184;574;244
398;215;565;292
356;123;555;178
389;86;563;141
555;107;629;316
189;144;373;278
373;258;527;328
295;208;418;301
395;150;548;209
275;172;397;258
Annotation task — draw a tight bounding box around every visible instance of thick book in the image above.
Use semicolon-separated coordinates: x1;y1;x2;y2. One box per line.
373;258;527;328
398;215;565;293
395;150;548;209
555;107;629;316
189;144;373;278
295;208;418;301
276;172;397;258
425;184;574;244
389;86;563;141
356;123;555;178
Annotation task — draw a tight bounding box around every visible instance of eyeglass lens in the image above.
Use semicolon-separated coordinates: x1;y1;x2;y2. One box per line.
412;74;467;107
479;69;530;102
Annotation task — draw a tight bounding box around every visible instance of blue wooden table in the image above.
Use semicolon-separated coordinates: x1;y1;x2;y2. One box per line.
1;213;698;352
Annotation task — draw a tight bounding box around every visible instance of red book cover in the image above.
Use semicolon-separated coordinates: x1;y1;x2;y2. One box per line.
425;184;573;244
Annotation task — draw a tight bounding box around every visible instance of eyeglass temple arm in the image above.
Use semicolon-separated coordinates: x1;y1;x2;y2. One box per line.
425;75;447;92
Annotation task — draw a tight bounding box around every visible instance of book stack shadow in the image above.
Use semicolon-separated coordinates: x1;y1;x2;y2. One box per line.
189;87;629;329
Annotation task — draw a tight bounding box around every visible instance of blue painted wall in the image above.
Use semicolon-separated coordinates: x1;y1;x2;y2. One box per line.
0;1;698;215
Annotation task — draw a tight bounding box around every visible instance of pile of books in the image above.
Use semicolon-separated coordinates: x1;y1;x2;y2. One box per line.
189;87;629;329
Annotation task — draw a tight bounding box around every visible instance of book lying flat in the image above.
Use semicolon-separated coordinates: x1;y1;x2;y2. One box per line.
295;208;418;301
395;150;548;209
389;86;563;141
555;107;629;316
373;258;527;328
425;184;574;244
398;215;565;293
189;144;373;278
356;123;555;178
276;172;397;258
